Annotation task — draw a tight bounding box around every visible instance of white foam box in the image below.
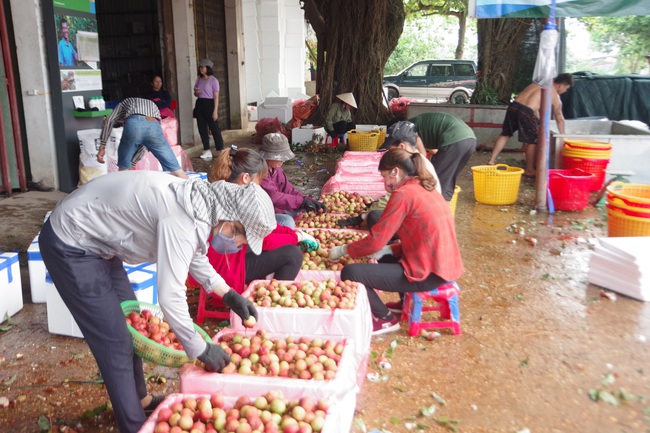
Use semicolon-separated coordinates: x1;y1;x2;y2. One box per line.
138;389;356;433
180;329;358;402
27;234;47;303
186;171;208;181
292;126;326;145
0;252;23;323
45;272;83;338
230;274;372;387
258;96;292;123
123;262;158;305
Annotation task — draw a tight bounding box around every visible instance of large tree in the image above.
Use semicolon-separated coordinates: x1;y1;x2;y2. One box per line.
301;0;405;124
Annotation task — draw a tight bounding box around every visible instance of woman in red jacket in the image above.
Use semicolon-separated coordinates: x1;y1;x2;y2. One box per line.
188;147;316;301
329;148;464;335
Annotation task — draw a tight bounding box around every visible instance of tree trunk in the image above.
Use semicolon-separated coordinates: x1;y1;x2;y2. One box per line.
302;0;405;124
454;12;467;60
472;18;532;104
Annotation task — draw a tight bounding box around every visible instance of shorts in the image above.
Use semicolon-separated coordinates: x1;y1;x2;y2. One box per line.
500;101;539;144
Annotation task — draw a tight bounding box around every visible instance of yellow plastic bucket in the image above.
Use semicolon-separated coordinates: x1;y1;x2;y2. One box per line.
607;206;650;237
449;185;461;216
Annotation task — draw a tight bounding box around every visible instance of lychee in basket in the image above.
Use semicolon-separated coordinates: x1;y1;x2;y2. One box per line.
121;300;212;368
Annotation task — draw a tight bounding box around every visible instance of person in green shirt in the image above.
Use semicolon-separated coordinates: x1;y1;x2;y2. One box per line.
409;112;476;201
324;92;357;135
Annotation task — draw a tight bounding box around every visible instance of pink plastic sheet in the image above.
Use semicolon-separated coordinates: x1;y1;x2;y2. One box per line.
230;276;372;387
137;390;356;433
341;151;383;161
180;329;359;402
321;174;386;199
160;117;178;147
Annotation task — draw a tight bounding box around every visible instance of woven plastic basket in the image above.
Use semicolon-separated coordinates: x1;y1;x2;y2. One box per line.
606;182;650;207
449;185;461;217
347;130;379;152
121;300;212;367
607;206;650;237
562;156;609;192
471;164;524;205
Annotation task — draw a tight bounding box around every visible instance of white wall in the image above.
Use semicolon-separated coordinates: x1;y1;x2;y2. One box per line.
9;0;58;189
243;0;305;104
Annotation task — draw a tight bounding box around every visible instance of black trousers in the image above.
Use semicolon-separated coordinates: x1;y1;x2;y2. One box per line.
39;221;147;433
195;98;224;151
431;138;476;200
341;262;448;318
245;244;303;283
330;121;355;136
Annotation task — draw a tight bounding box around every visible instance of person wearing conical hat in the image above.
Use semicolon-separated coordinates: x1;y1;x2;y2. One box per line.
324;92;357;135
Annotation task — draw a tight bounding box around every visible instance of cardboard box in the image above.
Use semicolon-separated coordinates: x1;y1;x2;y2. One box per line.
28;234;47;303
292;126;326;145
1;252;23;323
258;97;292;123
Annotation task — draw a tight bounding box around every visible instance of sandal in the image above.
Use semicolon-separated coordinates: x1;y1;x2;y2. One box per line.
144;394;166;416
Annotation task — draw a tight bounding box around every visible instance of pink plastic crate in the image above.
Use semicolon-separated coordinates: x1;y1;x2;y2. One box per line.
180;329;359;402
230;276;372;387
138;391;356;433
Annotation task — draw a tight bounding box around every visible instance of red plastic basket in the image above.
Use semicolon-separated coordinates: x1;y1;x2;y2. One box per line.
548;169;595;211
562;156;609;192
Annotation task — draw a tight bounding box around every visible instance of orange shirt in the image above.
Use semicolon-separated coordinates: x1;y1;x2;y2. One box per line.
346;178;464;282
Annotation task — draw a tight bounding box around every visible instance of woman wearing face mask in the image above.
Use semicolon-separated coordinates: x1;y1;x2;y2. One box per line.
328;148;464;336
38;170;275;433
187;146;317;316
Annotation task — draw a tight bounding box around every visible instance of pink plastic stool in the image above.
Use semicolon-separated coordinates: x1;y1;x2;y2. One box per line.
401;282;461;336
196;287;230;324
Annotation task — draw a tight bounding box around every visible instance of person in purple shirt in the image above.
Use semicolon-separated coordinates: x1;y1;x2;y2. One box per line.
193;59;224;159
258;133;326;228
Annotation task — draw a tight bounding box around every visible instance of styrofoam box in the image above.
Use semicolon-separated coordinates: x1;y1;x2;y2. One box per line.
186;171;208;181
138;390;356;433
28;234;47;303
258;106;292;123
230;275;372;387
180;329;358;402
45;272;83;338
123;262;158;305
292;126;326;145
1;252;23;323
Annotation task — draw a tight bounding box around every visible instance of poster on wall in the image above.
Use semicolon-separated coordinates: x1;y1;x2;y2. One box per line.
54;0;101;92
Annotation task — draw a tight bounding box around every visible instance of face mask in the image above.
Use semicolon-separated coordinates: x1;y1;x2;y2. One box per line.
211;225;243;254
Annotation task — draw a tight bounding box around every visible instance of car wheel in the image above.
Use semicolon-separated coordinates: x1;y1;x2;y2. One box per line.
387;88;399;101
449;91;469;104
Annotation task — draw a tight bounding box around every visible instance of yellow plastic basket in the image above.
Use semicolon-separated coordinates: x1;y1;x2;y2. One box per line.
564;139;613;151
449;185;461;217
121;300;212;367
606;182;650;206
471;164;524;205
607;207;650;237
347;130;379;152
376;129;387;149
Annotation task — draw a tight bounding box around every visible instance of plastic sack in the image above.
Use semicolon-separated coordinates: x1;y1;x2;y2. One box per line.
532;28;558;88
77;128;112;185
288;95;319;129
254;117;289;144
389;97;413;117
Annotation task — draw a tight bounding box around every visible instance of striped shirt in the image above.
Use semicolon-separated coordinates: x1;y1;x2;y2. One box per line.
100;98;161;146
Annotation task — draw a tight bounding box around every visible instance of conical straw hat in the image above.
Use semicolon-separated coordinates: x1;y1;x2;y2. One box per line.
336;92;357;109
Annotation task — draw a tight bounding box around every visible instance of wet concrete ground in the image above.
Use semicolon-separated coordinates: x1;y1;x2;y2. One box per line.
0;141;648;433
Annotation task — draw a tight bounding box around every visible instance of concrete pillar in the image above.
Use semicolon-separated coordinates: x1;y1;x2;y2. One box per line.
242;0;261;104
9;0;58;189
224;0;248;130
171;0;197;146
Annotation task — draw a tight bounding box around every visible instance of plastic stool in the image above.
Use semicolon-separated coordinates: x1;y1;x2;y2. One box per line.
324;134;345;148
401;282;461;336
196;287;230;324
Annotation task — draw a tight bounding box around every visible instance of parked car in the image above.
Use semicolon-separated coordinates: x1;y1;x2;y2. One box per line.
383;59;478;104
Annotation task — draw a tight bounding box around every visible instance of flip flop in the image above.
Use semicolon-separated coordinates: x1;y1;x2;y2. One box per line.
144;394;166;416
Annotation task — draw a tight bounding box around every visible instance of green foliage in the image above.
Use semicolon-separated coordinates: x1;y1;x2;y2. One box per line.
384;16;476;75
404;0;468;17
581;16;650;74
470;80;500;105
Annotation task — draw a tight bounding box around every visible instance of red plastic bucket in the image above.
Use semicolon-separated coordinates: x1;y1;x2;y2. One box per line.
548;169;595;211
562;156;609;192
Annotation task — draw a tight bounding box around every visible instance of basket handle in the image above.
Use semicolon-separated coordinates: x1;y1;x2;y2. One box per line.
494;164;510;171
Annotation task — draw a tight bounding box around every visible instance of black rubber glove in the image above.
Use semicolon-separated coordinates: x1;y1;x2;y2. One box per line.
197;343;230;372
314;201;327;213
337;215;364;227
301;197;318;213
222;290;258;322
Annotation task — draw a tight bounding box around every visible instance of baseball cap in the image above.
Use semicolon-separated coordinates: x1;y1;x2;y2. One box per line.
378;120;418;151
198;59;214;68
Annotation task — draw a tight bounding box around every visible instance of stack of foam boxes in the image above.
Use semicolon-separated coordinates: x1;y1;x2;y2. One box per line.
0;252;22;324
45;262;158;338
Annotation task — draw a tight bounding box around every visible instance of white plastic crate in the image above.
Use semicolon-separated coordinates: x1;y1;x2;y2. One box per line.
0;252;23;323
45;272;83;338
292;126;326;145
124;262;158;305
27;234;47;303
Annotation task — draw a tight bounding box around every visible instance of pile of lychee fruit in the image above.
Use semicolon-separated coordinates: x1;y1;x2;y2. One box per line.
247;278;358;309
